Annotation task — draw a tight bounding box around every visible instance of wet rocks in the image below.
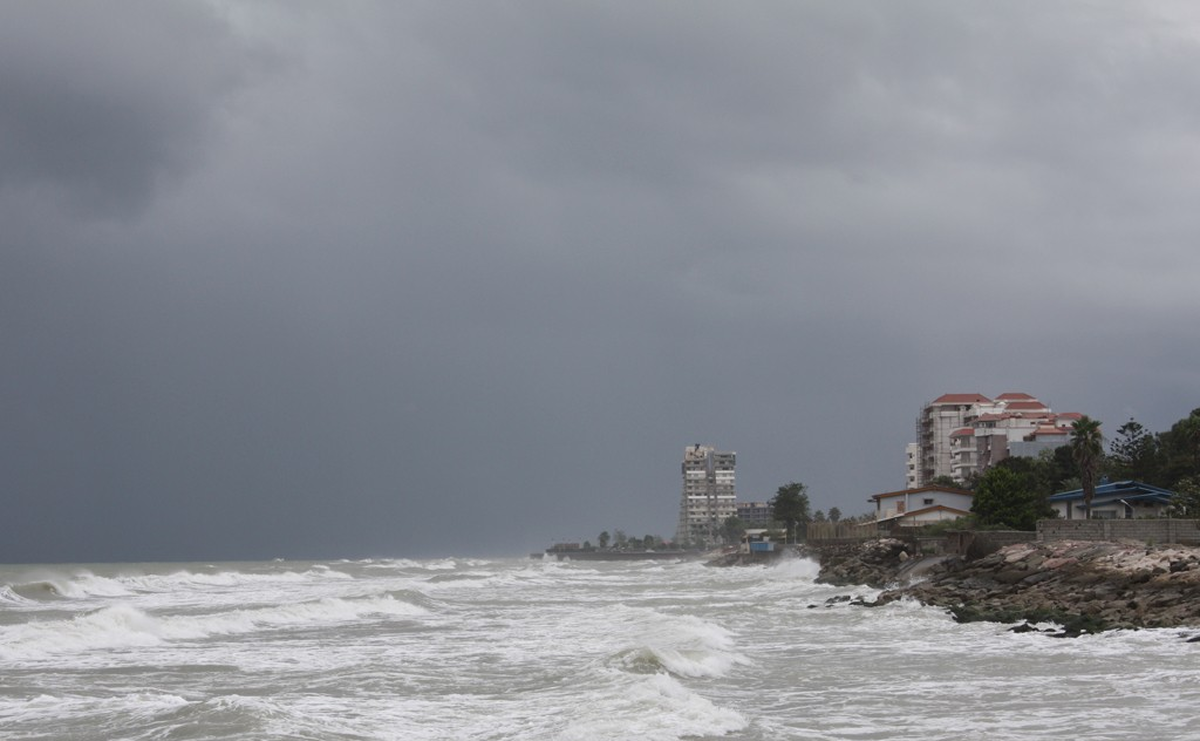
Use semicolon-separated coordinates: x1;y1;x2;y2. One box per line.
807;538;917;588
870;539;1200;635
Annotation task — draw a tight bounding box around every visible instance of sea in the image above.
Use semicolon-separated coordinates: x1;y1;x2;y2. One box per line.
2;555;1199;741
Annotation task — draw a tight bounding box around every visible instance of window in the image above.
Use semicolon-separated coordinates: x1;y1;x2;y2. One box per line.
923;498;935;506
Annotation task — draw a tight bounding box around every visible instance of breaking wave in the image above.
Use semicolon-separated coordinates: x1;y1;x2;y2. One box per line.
557;672;747;741
605;608;750;679
1;565;365;605
6;572;134;601
0;593;429;661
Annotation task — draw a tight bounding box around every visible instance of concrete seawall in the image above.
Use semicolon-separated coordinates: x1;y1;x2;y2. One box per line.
1037;518;1200;545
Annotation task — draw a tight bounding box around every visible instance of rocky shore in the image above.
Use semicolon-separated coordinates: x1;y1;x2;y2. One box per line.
808;538;1200;637
806;538;921;588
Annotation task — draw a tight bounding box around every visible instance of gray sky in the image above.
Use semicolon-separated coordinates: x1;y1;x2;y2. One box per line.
5;1;1200;562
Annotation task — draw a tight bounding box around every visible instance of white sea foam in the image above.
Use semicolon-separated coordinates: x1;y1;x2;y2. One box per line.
0;691;192;734
0;585;33;604
362;558;427;569
2;568;350;606
0;603;169;659
8;574;129;601
766;554;823;580
137;569;311;588
0;593;429;661
418;558;461;571
603;606;750;679
5;557;1200;741
557;672;747;741
31;572;137;599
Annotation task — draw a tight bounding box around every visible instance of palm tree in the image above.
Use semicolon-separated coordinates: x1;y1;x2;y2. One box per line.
1071;416;1104;519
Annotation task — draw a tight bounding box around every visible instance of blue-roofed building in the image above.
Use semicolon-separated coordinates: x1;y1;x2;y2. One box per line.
1048;480;1175;520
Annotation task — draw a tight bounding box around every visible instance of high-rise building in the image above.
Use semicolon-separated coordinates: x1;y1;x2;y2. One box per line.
910;392;1084;487
676;444;736;545
913;393;993;487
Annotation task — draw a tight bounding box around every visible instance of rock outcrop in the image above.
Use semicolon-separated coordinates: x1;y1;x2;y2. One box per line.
807;538;917;588
720;537;1200;635
870;540;1200;636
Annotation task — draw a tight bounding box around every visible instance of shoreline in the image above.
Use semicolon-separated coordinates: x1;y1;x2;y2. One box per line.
808;538;1200;636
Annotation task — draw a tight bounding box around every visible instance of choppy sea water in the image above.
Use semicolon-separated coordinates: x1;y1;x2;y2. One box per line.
2;555;1199;740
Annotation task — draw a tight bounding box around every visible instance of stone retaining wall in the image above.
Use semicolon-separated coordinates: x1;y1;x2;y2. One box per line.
1037;518;1200;545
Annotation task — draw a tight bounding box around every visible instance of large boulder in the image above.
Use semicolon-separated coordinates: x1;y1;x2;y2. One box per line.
811;538;917;588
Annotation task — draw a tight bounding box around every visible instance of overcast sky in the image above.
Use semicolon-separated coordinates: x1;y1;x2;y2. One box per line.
5;1;1200;562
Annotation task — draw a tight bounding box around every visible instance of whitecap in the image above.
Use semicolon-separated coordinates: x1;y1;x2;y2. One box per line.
556;672;747;741
0;585;32;604
602;606;751;679
0;604;168;660
0;593;429;662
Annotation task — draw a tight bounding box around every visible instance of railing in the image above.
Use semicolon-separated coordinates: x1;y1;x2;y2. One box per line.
804;521;879;541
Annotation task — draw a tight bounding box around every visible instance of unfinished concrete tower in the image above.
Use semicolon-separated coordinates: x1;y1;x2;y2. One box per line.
675;444;736;546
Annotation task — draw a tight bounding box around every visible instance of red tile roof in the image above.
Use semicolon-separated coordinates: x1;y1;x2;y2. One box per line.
950;428;974;437
995;392;1037;401
1004;401;1049;411
1031;426;1069;437
931;393;991;405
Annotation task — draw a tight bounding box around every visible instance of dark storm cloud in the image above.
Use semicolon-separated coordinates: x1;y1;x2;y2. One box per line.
5;2;1200;562
0;2;257;217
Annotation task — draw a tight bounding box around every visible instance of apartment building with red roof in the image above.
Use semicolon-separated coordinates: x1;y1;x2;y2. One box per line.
907;392;1087;488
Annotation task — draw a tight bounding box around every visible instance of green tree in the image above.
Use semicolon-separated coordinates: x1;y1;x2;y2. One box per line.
995;450;1072;499
1167;476;1200;518
614;530;628;549
971;466;1055;530
828;506;842;523
929;475;960;489
1058;476;1082;493
770;482;811;541
1048;445;1081;490
598;531;610;549
721;515;747;544
812;509;827;523
1071;416;1104;519
1108;418;1160;482
1159;409;1200;487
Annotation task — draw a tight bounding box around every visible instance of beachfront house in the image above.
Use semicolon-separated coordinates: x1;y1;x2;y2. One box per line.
1047;480;1175;520
870;485;973;529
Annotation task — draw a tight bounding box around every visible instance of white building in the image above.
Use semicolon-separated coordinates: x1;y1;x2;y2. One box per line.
904;442;920;490
914;393;993;487
870;486;974;527
676;444;737;545
912;392;1084;487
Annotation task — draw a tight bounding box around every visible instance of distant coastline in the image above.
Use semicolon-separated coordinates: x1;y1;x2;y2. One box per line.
535;548;704;561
